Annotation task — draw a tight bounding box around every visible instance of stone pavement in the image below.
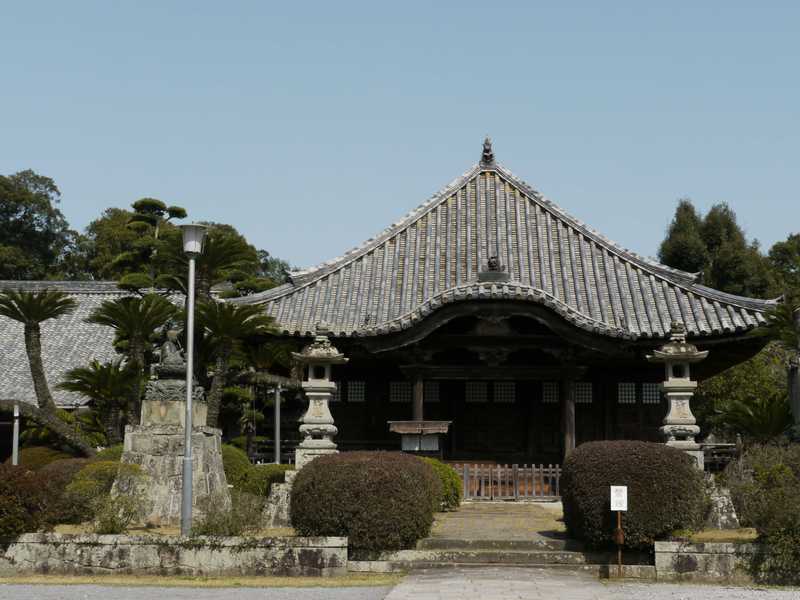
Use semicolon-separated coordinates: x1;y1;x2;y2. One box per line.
384;567;800;600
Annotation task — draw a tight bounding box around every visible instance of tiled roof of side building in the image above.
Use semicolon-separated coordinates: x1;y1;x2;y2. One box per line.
234;142;778;339
0;281;127;407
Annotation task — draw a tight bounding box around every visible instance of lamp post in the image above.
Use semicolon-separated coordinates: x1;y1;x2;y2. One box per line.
11;401;19;466
274;384;282;464
179;223;207;536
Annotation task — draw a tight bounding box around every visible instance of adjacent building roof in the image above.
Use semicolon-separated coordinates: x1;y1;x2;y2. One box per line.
0;281;126;407
236;141;776;340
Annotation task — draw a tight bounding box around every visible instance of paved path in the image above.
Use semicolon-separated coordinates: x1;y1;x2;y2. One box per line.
0;585;391;600
384;567;800;600
430;501;566;542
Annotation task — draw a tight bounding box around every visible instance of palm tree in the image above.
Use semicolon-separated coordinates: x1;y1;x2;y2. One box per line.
197;300;275;427
716;391;793;443
58;360;138;445
0;288;96;456
87;293;178;422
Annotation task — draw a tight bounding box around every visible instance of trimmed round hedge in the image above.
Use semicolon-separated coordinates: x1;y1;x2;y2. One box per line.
561;441;707;549
290;451;442;552
420;457;462;511
240;463;294;496
221;444;251;487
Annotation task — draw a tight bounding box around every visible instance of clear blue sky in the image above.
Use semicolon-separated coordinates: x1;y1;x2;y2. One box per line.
2;1;798;269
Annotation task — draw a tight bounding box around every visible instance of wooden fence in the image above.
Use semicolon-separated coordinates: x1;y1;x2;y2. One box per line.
452;463;561;500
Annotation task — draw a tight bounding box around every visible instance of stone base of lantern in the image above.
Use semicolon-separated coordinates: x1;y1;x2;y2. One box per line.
295;447;338;470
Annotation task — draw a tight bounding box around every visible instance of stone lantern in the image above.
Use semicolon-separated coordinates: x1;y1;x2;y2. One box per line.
647;322;709;469
292;323;348;469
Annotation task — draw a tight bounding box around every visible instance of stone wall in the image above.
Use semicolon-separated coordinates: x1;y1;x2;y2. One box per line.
0;533;347;577
654;541;755;583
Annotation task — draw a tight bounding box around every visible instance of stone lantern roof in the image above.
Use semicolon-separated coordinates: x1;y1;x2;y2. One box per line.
291;323;348;366
647;322;709;364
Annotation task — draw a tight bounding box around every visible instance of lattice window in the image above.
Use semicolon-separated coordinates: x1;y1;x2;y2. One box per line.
424;381;440;403
642;383;661;405
465;381;488;403
330;382;341;402
348;380;365;403
494;381;516;403
389;381;412;403
542;381;559;404
618;382;637;404
575;382;593;404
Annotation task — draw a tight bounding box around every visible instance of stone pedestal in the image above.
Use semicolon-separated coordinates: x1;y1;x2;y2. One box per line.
295;380;339;469
117;424;228;526
116;347;229;526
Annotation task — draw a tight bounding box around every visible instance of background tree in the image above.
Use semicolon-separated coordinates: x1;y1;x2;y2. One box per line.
87;294;178;422
659;199;777;297
695;344;791;442
0;170;78;280
57;360;138;445
658;199;709;274
108;198;187;291
157;223;265;299
0;289;96;455
769;233;800;300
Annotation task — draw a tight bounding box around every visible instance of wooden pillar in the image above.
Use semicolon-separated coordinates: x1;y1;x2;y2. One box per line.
562;378;576;459
413;377;424;421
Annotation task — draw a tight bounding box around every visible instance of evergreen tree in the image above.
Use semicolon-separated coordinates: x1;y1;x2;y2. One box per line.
658;199;709;274
769;233;800;300
659;199;776;297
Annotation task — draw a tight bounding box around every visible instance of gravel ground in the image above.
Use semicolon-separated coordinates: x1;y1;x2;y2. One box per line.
0;585;391;600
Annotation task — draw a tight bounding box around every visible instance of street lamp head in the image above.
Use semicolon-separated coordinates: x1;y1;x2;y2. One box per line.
180;223;208;256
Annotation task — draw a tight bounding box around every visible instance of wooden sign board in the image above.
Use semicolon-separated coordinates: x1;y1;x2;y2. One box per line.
610;486;628;512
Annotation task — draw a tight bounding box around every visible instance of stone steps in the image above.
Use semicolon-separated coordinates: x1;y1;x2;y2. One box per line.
417;537;584;552
352;547;651;568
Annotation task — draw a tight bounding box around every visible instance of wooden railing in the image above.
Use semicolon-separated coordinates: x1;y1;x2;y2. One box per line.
452;463;561;500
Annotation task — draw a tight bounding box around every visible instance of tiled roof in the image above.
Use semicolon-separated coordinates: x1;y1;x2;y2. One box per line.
0;281;126;407
236;151;776;340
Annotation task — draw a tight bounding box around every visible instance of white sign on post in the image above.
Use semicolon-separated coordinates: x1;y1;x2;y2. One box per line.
610;486;628;512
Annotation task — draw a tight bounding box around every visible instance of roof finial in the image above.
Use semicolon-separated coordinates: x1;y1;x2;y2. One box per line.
481;136;495;166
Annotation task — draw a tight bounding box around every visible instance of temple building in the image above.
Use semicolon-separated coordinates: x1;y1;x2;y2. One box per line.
235;139;776;464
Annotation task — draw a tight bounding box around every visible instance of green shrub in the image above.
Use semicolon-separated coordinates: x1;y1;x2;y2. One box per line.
725;445;800;585
290;451;442;553
0;464;51;537
420;457;461;511
6;446;73;470
37;458;91;524
94;445;123;462
561;441;707;549
240;464;293;496
65;460;143;524
191;491;265;537
221;444;251;487
93;494;145;534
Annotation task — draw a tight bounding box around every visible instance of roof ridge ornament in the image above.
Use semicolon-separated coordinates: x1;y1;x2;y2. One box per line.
480;136;495;166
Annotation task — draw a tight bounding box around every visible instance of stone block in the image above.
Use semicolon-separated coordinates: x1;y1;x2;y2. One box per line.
2;534;348;577
654;541;755;583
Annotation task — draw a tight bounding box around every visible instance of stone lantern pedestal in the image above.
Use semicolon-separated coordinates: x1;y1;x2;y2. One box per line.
292;324;348;470
647;322;709;470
